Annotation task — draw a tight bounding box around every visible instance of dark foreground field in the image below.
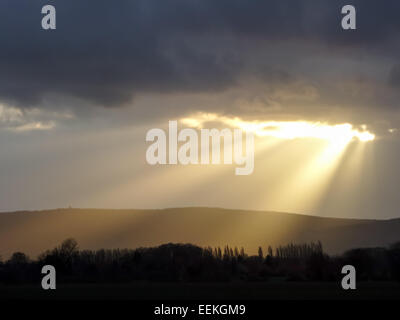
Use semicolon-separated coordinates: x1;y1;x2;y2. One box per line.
1;281;400;300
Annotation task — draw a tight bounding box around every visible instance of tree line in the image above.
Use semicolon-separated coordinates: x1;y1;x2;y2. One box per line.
1;239;400;284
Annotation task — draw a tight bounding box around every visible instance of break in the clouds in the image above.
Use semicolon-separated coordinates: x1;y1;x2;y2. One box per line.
1;0;400;131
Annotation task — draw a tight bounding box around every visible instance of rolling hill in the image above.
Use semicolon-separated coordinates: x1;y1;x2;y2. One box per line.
1;207;400;259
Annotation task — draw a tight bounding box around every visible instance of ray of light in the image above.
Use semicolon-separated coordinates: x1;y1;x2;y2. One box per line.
181;112;375;215
314;140;373;217
265;138;351;213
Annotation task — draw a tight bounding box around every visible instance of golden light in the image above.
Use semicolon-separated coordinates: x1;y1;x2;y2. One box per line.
181;113;375;144
181;112;376;215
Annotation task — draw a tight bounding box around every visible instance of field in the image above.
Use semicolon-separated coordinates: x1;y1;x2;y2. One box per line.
1;281;400;300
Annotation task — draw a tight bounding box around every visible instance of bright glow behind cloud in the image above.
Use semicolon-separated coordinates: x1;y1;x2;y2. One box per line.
181;113;375;144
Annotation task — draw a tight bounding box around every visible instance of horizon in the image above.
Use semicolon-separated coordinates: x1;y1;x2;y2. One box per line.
0;206;393;221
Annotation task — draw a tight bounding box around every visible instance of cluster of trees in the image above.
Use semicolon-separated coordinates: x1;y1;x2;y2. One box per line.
1;239;400;284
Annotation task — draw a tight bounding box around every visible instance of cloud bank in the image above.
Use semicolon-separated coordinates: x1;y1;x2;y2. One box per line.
0;0;400;133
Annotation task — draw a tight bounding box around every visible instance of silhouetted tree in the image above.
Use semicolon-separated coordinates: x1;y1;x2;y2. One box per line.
9;252;30;265
2;239;400;285
258;247;263;260
267;246;273;257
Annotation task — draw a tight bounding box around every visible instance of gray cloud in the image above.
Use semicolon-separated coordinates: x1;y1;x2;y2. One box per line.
0;0;400;130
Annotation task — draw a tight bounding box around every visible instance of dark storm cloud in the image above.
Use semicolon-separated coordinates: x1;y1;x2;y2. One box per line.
0;0;400;110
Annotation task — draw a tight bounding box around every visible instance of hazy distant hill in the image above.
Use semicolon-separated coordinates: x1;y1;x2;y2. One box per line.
1;207;400;258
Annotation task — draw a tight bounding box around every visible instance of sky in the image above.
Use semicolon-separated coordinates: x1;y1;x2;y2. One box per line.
1;0;400;218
